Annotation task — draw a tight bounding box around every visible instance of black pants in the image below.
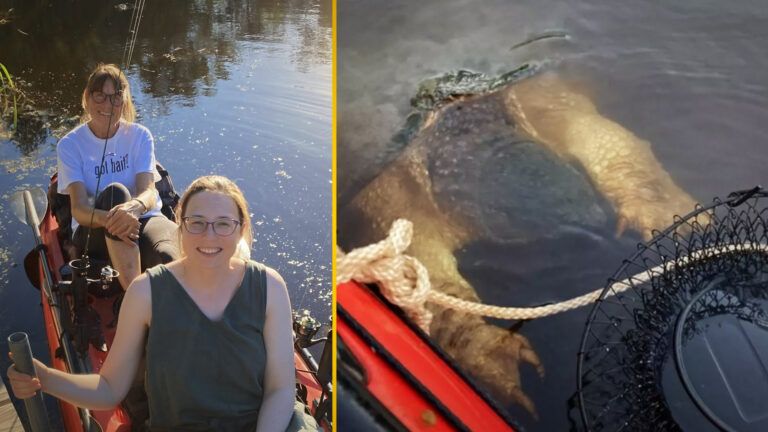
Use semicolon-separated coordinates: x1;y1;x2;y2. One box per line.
72;183;179;270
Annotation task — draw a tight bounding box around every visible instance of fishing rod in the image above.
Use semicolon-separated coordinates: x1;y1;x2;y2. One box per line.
80;0;146;260
9;2;146;431
121;0;147;70
82;0;146;261
63;63;128;348
73;0;148;336
55;77;122;432
79;107;117;262
59;0;147;422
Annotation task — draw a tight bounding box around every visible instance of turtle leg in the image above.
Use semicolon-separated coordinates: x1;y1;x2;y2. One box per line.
343;148;543;417
342;145;475;260
505;73;707;240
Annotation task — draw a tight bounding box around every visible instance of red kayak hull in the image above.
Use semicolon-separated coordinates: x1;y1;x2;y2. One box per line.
337;281;517;431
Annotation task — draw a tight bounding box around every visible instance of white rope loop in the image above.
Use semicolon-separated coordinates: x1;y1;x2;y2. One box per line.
337;219;433;331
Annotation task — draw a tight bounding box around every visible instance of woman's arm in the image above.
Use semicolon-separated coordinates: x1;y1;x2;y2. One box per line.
68;181;109;229
129;171;159;215
127;126;159;214
67;173;153;231
256;267;296;432
6;274;152;410
104;172;157;238
68;181;138;245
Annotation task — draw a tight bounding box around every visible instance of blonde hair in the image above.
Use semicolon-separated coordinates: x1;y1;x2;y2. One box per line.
80;63;136;123
176;175;253;260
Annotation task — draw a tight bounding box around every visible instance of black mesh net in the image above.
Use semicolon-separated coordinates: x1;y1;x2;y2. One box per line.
577;187;768;432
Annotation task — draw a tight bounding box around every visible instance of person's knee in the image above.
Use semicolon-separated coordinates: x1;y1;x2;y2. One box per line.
95;183;131;210
138;216;179;268
73;226;109;260
139;241;177;270
154;240;180;264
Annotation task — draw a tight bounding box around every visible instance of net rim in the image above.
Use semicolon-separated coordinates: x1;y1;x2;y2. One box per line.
576;186;768;431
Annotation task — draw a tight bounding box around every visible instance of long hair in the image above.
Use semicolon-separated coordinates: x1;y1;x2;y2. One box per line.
80;63;136;123
175;175;253;260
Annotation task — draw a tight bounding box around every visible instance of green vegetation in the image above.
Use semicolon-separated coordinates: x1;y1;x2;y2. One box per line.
0;62;20;133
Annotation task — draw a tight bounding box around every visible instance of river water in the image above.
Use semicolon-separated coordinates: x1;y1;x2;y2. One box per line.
0;0;332;427
339;0;768;430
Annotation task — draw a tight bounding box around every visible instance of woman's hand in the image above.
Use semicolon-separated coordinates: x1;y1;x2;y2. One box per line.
105;202;141;246
6;354;48;399
4;278;152;410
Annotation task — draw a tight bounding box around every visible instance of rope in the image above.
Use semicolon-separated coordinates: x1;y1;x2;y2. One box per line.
336;219;768;333
336;220;433;331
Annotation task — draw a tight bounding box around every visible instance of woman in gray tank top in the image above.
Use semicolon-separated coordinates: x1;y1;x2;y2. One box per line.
7;175;310;432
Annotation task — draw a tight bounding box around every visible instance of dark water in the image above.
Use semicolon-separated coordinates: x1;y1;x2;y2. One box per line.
339;0;768;431
0;0;331;426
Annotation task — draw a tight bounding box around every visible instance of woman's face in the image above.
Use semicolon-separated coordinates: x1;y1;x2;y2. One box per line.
86;78;124;131
180;190;243;267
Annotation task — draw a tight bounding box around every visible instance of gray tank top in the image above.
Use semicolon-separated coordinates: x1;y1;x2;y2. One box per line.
144;261;267;431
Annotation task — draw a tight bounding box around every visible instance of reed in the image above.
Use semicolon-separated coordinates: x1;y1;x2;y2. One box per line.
0;62;19;133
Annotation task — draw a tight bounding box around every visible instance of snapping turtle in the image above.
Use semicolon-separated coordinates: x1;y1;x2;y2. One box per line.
340;67;700;416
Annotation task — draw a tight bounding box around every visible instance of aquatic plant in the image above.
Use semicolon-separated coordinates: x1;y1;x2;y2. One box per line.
0;62;20;133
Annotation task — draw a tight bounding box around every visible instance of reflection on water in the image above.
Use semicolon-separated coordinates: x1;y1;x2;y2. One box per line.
1;0;331;125
0;0;331;424
339;0;768;430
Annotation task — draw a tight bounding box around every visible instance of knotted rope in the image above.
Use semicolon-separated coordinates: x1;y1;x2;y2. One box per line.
336;220;433;331
336;219;768;333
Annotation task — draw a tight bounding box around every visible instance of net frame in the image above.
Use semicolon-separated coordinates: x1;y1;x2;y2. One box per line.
577;186;768;431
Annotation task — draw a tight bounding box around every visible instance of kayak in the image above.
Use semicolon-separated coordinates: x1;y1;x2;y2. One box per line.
337;280;521;432
16;172;332;432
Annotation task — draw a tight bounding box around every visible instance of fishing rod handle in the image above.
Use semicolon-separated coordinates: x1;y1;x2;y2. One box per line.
7;332;38;379
8;332;51;432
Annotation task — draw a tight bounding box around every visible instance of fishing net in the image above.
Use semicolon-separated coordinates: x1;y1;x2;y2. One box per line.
577;187;768;432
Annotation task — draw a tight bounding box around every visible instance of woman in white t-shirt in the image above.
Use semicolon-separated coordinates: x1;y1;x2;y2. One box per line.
56;63;178;289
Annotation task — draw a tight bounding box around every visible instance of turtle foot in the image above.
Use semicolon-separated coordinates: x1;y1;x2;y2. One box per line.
431;313;544;418
614;180;708;241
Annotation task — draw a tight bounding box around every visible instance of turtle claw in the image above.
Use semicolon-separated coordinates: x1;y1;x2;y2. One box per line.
433;315;544;418
643;229;654;242
520;340;545;378
486;328;543;417
511;387;539;421
615;216;629;238
613;184;703;241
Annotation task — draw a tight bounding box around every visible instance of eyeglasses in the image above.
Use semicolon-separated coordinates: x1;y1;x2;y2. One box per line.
181;216;241;236
91;91;124;106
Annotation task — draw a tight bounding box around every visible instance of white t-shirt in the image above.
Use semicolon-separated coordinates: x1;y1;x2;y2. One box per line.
57;120;162;233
